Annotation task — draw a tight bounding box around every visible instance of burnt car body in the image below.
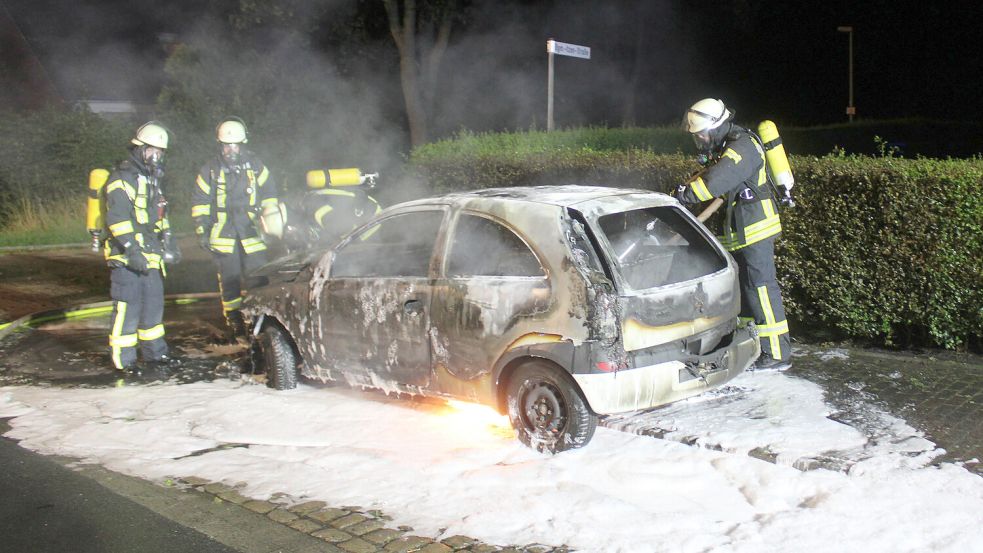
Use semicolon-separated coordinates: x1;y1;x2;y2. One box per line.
245;185;760;452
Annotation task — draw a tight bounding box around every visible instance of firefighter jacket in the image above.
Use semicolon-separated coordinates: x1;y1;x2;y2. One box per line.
306;186;382;245
679;127;782;251
103;154;169;270
191;151;278;255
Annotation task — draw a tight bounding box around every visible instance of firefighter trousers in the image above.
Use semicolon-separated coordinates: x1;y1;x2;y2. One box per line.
108;266;167;369
731;238;791;362
214;240;267;331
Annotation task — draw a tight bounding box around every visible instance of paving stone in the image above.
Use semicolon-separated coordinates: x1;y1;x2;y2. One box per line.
309;508;352;523
178;476;210;487
339;537;379;553
243;499;278;514
313;528;355;543
348;519;387;536
288;518;324;534
363;528;405;546
216;490;250;505
203;482;234;494
385;536;434;552
416;543;453;553
331;513;369;529
289;500;328;514
268;507;300;524
441;536;476;549
466;545;499;553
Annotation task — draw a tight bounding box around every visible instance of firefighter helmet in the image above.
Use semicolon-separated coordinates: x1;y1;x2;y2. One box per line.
685;98;731;134
131;121;169;149
216;117;248;144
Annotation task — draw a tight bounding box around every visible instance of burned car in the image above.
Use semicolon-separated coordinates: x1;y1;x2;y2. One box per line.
245;185;760;453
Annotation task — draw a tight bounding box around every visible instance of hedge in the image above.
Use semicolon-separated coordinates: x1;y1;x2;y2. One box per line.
410;138;983;352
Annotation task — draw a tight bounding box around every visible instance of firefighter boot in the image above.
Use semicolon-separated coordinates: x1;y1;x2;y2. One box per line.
226;309;248;343
750;354;792;371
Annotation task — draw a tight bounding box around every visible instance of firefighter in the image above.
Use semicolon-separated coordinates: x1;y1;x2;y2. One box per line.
675;98;792;370
191;117;279;340
104;121;178;370
303;168;382;247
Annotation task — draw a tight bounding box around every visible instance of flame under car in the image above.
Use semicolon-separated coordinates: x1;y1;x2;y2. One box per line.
244;185;760;453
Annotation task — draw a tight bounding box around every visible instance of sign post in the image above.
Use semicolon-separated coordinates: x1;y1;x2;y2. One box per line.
546;39;591;132
837;26;855;122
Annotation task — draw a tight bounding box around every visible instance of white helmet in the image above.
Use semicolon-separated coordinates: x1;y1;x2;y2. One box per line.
216;118;248;144
131;121;169;149
685;98;732;134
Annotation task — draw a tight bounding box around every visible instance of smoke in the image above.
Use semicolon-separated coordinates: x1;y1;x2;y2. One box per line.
431;0;701;134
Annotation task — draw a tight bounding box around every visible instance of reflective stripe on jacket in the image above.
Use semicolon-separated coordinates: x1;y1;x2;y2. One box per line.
191;151;278;255
682;128;782;251
103;158;168;270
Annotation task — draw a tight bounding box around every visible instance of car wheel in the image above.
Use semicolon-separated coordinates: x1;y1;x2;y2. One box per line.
506;361;597;453
259;325;298;390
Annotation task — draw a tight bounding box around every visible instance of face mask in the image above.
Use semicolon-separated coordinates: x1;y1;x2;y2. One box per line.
221;144;241;165
143;146;165;172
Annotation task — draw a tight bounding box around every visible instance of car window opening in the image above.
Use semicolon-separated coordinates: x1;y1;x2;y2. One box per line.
447;214;544;278
331;210;444;278
597;206;727;291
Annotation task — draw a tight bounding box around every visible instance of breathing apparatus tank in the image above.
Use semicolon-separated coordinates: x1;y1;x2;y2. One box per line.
86;168;110;252
306;168;378;189
756;120;795;207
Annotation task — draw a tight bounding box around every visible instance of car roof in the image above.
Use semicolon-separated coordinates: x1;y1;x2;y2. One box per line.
391;185;669;211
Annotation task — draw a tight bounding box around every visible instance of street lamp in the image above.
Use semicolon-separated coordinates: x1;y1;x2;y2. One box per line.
837;26;855;122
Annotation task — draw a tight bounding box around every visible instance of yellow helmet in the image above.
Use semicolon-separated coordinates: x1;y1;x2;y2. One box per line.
684;98;731;134
216;117;248;144
131;121;169;149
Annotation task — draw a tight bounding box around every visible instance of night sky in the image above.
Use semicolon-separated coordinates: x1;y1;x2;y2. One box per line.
3;0;982;128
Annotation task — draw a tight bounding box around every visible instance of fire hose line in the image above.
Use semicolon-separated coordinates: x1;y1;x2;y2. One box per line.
0;292;220;341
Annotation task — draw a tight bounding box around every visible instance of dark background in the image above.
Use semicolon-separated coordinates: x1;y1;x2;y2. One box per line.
3;0;981;137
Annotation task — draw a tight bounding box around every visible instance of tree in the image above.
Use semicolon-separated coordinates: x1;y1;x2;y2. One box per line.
382;0;457;148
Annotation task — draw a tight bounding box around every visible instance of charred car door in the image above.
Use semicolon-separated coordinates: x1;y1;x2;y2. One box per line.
311;208;446;388
430;212;549;381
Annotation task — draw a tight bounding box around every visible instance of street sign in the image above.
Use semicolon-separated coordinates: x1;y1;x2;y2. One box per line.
546;39;591;131
547;40;591;59
846;106;856;115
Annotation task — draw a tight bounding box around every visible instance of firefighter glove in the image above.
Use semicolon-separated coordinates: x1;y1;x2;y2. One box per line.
673;184;690;204
126;245;149;274
162;231;181;264
163;244;182;265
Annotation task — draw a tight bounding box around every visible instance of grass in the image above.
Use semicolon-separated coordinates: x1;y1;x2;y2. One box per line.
0;194;194;249
0;195;87;248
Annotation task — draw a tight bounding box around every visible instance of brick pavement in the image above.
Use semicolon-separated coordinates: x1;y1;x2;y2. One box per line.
788;344;983;475
174;477;565;553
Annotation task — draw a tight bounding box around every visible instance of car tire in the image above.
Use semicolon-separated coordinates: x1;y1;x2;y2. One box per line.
506;361;597;453
259;324;298;390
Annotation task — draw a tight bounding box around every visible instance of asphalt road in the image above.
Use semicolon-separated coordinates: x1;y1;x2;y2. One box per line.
0;417;343;553
0;421;237;553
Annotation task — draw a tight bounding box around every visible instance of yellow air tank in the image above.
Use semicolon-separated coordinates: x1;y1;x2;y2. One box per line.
757;121;795;206
305;168;365;189
87;168;110;251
